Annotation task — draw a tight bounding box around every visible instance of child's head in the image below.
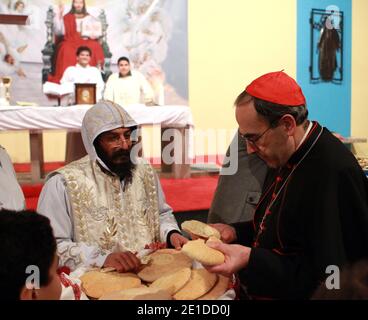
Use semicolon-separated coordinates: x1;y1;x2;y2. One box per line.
0;210;62;300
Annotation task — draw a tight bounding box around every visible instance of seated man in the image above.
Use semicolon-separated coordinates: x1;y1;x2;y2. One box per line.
37;100;188;272
0;145;25;211
48;0;105;83
104;56;154;106
61;46;104;102
0;209;62;300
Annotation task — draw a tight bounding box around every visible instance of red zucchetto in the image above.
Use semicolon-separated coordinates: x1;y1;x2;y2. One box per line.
245;71;306;106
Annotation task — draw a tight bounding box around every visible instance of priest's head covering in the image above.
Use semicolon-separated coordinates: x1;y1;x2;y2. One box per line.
81;100;137;167
245;71;306;106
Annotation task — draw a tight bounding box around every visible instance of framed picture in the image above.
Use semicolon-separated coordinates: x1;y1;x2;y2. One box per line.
75;83;96;105
310;8;343;83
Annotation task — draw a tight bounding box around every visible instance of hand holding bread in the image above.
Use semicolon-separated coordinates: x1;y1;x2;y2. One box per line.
181;220;237;243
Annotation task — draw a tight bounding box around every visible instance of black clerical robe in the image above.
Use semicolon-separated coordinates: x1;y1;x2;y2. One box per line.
232;121;368;299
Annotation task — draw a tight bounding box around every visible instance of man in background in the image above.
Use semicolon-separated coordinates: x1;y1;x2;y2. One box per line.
61;46;104;102
208;131;267;224
104;56;154;106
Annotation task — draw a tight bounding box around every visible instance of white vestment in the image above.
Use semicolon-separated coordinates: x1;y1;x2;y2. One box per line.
37;101;181;271
0;146;25;211
61;64;105;101
104;70;154;106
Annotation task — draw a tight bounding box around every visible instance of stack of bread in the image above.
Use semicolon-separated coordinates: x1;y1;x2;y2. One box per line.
79;220;232;300
181;220;225;266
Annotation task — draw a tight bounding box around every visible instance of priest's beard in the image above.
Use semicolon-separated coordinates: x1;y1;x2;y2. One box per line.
94;144;136;185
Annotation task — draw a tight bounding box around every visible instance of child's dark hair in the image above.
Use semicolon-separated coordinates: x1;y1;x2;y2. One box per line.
0;210;56;300
117;56;130;65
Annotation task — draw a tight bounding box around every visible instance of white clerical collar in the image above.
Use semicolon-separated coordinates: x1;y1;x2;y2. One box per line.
297;121;313;150
76;63;90;69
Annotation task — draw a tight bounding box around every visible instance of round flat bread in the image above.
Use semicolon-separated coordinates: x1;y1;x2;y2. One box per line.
137;249;192;282
181;220;221;239
99;286;172;300
182;239;225;266
198;275;230;300
173;269;217;300
80;270;141;299
150;267;192;295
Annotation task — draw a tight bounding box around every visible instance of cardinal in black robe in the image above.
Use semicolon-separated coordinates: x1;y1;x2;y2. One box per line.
205;71;368;300
234;121;368;299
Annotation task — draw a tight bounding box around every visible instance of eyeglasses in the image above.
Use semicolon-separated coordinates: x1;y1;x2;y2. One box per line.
99;131;132;145
238;126;273;147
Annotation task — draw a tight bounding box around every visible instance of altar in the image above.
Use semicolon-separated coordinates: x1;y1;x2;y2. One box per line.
0;104;193;182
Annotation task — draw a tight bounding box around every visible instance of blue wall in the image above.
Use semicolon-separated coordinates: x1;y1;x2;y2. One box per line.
297;0;352;136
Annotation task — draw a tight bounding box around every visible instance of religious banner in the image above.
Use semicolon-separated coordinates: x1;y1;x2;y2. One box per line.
0;0;188;106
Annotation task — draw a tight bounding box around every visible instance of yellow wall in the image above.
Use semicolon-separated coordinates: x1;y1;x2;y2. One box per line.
351;0;368;156
0;131;29;162
0;131;67;163
0;0;297;163
189;0;296;155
